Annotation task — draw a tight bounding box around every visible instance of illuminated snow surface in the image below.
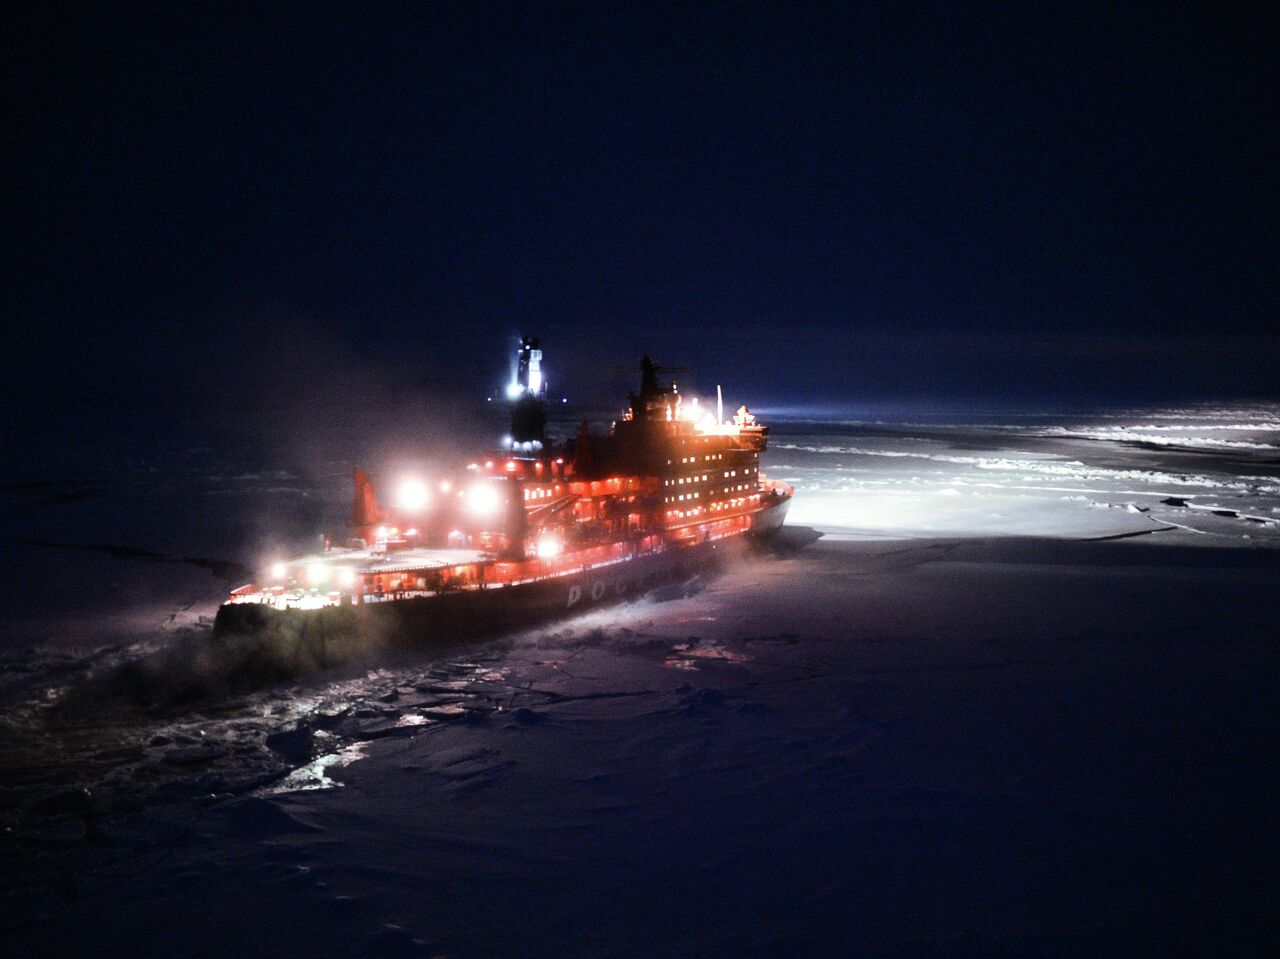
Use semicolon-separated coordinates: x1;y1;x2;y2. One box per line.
3;404;1280;956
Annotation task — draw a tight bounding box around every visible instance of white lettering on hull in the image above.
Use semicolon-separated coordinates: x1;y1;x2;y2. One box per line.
563;554;708;610
567;574;640;608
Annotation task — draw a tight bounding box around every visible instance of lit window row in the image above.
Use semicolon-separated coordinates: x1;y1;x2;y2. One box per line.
666;507;705;519
706;483;755;496
664;491;703;502
523;486;561;500
672;452;728;465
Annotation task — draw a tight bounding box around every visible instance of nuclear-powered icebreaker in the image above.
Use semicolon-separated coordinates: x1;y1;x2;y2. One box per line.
215;338;792;642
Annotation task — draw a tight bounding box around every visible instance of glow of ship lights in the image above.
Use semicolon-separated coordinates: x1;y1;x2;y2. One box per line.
395;477;430;512
336;567;357;588
270;562;288;581
505;382;522;399
535;535;562;558
669;390;741;435
375;526;389;541
465;483;502;516
306;564;329;586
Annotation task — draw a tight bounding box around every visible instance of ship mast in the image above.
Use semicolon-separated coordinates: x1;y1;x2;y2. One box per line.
508;336;547;452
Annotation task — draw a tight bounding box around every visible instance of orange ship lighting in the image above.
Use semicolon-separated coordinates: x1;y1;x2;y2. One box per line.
465;483;502;516
536;535;562;559
395;477;430;512
336;567;357;588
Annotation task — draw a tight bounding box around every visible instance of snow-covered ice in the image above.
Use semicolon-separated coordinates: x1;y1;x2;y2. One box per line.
3;404;1279;956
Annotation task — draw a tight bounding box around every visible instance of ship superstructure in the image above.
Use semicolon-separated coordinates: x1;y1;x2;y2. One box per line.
215;339;791;638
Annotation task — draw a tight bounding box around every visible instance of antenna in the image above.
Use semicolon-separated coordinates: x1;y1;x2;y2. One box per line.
716;385;723;423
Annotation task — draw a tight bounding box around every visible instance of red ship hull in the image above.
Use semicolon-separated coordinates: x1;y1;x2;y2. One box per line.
214;497;788;651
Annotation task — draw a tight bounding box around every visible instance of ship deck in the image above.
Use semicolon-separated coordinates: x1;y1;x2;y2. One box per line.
295;546;490;575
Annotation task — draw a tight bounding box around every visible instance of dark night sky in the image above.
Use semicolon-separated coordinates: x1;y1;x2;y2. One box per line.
6;1;1278;418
